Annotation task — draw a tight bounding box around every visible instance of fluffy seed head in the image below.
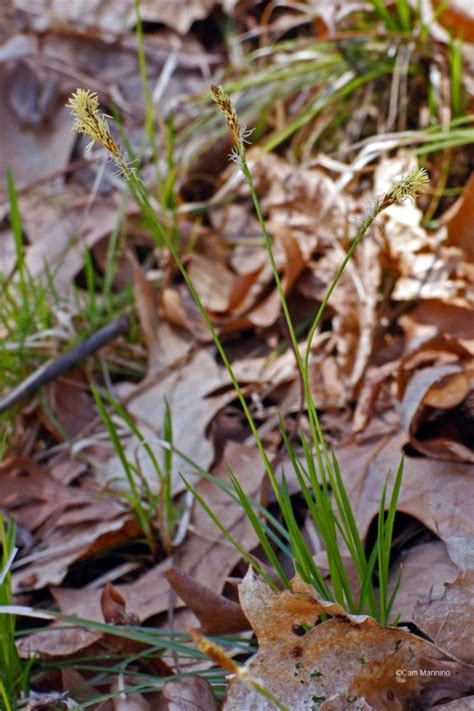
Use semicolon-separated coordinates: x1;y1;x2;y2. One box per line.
67;89;133;178
383;167;430;207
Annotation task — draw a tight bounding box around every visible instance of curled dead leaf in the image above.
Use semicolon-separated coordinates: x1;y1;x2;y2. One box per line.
165;566;250;635
101;582;139;626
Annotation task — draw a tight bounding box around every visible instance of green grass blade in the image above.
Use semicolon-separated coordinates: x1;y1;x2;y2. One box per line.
6;169;29;318
181;475;280;590
228;469;291;588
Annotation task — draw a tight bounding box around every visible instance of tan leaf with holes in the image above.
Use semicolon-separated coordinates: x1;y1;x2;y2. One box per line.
224;571;473;710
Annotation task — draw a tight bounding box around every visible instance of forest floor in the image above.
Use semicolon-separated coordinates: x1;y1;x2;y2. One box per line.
0;1;474;709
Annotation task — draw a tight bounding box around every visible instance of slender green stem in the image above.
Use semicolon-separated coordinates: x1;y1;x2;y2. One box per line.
127;179;286;519
304;211;377;375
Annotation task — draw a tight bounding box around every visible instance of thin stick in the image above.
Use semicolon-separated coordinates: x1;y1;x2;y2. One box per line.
0;314;130;414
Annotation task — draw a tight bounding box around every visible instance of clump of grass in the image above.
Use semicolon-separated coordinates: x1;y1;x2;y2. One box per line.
207;85;426;621
68;87;429;625
0;173;134;412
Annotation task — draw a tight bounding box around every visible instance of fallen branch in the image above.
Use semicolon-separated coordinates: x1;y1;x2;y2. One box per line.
0;314;130;414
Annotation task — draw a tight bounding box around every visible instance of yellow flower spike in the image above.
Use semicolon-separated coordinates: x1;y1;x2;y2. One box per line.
189;629;239;675
380;167;430;210
189;629;288;710
67;88;132;179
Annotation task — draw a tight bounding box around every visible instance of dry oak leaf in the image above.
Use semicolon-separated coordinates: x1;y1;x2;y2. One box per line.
0;68;74;188
224;570;474;710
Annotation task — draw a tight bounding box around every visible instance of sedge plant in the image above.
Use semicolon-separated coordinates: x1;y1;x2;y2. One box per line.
67;87;429;625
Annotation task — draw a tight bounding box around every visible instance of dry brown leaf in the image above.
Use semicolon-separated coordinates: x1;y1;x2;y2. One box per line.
443;173;474;262
160;286;211;341
401;364;464;430
0;456;136;594
20;690;81;710
0;65;74;187
22;189;127;296
297;234;380;403
147;320;193;373
400;363;474;463
14;0;222;36
110;684;152;711
436;0;474;42
0;456;92;530
187;253;236;314
17;559;172;658
247;229;305;328
252;151;348;254
353;360;399;432
0;455;138;593
56;559;173;622
423;371;471;409
165;566;249;635
0;33;38;64
405;301;474;343
19;442;264;657
101;582;139;626
13;515;137;593
436;698;474;710
335;433;474;546
210;149;354;338
40;372;96;440
224;570;473;710
128;250;162;371
17;617;102;659
414;568;474;665
389;541;459;623
160;676;218;710
374;178;471;306
60;668;102;703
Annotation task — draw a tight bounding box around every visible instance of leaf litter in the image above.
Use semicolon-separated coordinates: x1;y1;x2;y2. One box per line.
1;0;474;708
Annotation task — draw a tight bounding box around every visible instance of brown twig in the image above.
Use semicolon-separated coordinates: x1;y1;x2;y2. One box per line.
0;314;130;414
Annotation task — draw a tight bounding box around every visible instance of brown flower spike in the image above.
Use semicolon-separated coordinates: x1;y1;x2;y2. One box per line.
211;85;241;150
211;84;253;162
